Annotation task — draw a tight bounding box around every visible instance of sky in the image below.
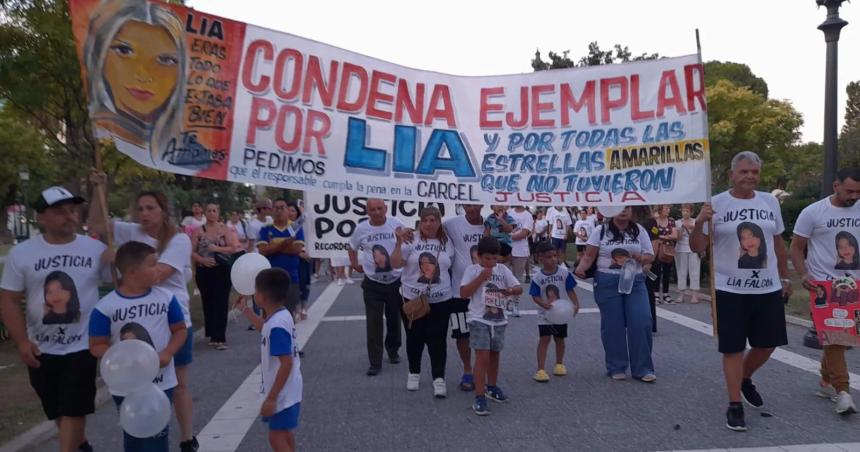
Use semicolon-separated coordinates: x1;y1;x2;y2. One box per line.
193;0;859;144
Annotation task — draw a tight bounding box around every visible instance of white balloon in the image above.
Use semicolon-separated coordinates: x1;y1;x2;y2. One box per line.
230;253;272;295
119;383;171;438
545;299;575;324
100;339;159;394
597;205;625;218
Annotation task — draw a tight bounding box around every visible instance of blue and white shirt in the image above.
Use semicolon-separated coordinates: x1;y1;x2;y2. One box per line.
261;308;302;412
89;287;185;396
529;267;577;325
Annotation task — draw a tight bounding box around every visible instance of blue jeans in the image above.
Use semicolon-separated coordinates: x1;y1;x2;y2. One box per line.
593;272;654;378
112;388;174;452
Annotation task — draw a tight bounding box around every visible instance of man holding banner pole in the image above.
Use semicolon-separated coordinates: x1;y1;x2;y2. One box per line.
348;199;405;376
789;167;860;415
691;151;791;432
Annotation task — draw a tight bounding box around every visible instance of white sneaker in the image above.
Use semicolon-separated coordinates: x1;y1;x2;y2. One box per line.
816;383;838;402
836;391;857;415
311;273;319;283
344;278;355;285
336;278;345;286
407;373;420;391
433;378;447;398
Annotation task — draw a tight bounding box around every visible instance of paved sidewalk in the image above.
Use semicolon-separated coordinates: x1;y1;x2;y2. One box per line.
26;278;860;451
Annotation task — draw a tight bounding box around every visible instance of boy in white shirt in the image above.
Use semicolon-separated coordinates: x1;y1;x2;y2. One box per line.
530;241;580;382
460;236;523;416
88;241;187;451
236;268;302;452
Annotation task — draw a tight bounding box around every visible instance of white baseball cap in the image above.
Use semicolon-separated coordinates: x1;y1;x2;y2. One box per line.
34;186;86;213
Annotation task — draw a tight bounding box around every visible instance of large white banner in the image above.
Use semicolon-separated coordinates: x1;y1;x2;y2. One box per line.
72;0;710;206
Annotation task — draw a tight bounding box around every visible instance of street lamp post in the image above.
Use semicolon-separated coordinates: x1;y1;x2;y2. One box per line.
805;0;849;349
818;0;848;196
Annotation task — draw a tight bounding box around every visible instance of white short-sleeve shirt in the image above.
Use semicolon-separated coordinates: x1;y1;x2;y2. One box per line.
793;197;860;281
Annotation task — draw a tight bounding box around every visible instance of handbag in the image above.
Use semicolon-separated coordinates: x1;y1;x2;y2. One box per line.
658;241;675;264
215;250;246;267
401;243;441;327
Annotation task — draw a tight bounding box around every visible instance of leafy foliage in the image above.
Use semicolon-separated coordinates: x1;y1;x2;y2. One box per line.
532;42;659;71
703;61;769;98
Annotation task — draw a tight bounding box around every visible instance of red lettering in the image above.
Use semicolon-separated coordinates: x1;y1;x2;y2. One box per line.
302;56;338;107
425;85;456;128
479;87;504;128
560;81;596;126
600;77;628;124
336;63;369;112
630;75;655;121
303;109;330;156
621;191;646;202
241;40;273;93
246;97;277;145
274;104;302;153
395;80;424;125
684;64;707;112
506;86;529;129
273;48;302;101
656;70;687;116
531;84;555;128
585;191;601;202
366;70;397;121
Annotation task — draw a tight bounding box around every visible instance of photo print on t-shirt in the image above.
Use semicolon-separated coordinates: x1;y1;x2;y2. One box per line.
417;252;440;284
482;283;506;322
469;245;479;264
737;222;767;269
813;283;829;308
609;248;631;269
835;231;860;270
546;284;560;302
120;322;155;348
371;244;392;273
42;271;81;325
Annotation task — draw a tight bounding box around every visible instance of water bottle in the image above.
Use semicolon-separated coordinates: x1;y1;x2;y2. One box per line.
618;258;637;294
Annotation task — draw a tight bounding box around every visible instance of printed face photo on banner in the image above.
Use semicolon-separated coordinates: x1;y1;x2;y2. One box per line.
42;271;81;325
736;222;767;270
835;231;860;270
83;0;185;164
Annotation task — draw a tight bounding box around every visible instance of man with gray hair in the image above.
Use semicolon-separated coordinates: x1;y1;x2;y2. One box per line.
349;198;405;376
691;151;792;432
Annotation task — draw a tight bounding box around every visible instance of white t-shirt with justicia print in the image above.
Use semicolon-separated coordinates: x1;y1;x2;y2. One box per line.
706;190;785;294
398;235;455;303
793;197;860;281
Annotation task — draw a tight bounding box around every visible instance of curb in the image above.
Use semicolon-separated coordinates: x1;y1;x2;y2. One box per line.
0;328;207;452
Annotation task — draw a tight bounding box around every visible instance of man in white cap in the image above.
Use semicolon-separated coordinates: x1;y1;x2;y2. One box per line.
0;186;110;452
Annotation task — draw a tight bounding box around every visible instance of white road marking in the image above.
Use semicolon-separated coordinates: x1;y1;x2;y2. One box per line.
197;283;345;452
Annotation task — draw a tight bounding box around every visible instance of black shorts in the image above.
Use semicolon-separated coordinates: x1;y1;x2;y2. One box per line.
28;349;97;420
551;238;566;251
538;324;568;338
716;290;788;354
449;297;470;339
575;244;586;253
500;243;512;257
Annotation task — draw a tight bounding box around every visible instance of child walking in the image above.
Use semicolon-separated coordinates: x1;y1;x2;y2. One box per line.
460;236;523;416
236;268;303;452
88;241;187;452
529;241;580;382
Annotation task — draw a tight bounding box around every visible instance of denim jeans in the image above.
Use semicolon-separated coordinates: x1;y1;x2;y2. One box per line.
112;387;174;452
593;272;654;378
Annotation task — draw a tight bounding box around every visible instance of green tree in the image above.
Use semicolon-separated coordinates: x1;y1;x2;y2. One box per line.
704;61;769;98
532;42;659;71
839;81;860;166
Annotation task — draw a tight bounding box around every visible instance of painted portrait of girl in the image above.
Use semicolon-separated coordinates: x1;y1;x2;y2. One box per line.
42;271;81;325
83;0;186;164
736;222;767;269
835;231;860;270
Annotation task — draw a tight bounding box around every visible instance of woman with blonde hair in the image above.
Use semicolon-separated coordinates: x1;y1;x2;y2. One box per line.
83;0;186;165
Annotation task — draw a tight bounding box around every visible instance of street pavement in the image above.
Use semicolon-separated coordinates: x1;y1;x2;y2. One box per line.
32;275;860;451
